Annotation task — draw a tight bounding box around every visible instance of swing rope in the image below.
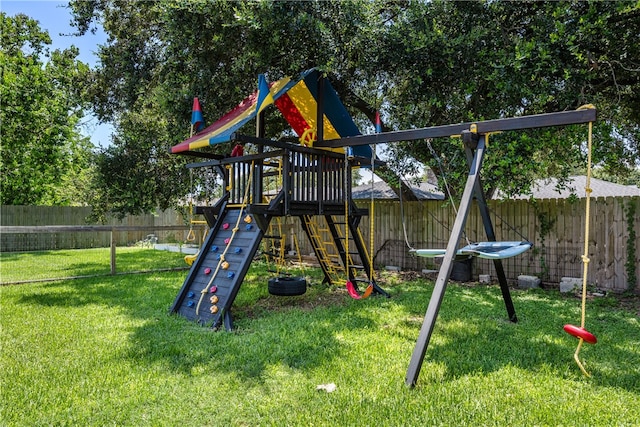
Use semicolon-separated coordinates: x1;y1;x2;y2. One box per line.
427;140;471;246
344;150;351;283
565;105;597;377
195;161;255;315
186;169;196;242
398;174;416;251
368;144;376;286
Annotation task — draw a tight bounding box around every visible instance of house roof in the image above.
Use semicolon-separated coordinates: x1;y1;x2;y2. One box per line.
497;175;640;199
352;175;639;201
352;181;445;200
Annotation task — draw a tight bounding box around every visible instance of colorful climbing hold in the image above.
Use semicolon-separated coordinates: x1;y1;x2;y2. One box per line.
223;223;230;230
204;267;211;275
234;247;242;254
210;295;219;304
210;305;219;314
209;286;218;293
246;224;253;231
187;300;195;307
211;245;218;252
227;272;235;279
187;291;195;298
244;215;252;224
221;261;230;270
224;238;231;244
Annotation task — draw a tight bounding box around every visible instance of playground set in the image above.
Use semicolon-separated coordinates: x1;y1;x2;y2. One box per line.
169;69;598;385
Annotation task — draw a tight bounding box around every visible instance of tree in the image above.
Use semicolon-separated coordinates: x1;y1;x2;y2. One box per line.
0;13;92;205
377;0;640;198
69;0;639;213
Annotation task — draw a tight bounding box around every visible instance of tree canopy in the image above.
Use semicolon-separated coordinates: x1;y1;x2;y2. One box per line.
0;12;93;205
68;0;639;215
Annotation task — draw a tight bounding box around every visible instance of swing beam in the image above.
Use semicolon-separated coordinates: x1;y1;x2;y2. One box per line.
319;107;597;387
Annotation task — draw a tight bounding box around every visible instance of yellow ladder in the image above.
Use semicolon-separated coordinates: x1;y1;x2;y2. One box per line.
302;215;345;284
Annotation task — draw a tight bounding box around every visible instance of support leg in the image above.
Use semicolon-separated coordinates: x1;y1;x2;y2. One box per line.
405;136;488;387
466;153;518;323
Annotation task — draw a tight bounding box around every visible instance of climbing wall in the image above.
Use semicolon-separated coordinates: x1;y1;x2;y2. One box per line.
170;208;264;329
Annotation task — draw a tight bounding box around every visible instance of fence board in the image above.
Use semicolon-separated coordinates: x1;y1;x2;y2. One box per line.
2;197;638;291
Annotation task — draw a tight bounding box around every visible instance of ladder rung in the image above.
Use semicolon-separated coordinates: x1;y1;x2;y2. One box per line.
262;251;282;257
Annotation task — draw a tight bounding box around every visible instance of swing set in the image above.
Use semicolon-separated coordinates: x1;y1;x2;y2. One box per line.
170;69;598;385
316;104;598;386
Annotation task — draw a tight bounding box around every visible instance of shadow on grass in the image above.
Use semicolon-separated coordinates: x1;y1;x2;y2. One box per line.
14;270;640;392
389;282;640;392
16;272;375;382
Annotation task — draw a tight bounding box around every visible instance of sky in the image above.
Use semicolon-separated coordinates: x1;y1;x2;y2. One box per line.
2;0;113;147
2;1;382;182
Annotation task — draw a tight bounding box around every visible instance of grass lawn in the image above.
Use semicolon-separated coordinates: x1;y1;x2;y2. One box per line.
1;257;639;426
0;247;188;283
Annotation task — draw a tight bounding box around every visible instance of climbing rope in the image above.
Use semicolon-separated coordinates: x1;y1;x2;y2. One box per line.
564;104;597;377
195;161;255;315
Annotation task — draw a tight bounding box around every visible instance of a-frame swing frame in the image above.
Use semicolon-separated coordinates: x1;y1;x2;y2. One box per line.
317;107;597;387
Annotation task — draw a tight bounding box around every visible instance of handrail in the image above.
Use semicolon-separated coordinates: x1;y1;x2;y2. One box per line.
0;225;204;234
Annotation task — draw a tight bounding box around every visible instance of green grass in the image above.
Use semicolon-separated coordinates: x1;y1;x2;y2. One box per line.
0;247;188;283
1;258;639;426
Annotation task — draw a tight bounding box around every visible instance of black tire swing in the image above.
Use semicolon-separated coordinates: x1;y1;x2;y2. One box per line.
268;276;307;296
266;173;307;297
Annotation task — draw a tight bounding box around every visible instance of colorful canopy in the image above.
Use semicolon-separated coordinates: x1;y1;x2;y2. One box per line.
171;69;371;158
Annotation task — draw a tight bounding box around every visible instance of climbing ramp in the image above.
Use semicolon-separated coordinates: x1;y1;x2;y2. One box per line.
170;208;264;330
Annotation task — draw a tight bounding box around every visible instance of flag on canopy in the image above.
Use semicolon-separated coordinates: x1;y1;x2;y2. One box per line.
191;97;205;132
375;111;382;133
256;74;274;114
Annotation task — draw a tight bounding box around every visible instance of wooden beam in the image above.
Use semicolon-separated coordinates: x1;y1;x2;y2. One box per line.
316;108;597;148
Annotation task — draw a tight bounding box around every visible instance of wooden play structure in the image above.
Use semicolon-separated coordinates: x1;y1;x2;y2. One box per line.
169;69;388;331
169;68;597;386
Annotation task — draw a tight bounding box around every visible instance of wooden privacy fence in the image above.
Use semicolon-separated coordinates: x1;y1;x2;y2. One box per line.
2;197;638;291
0;206;197;251
351;197;639;292
291;197;639;292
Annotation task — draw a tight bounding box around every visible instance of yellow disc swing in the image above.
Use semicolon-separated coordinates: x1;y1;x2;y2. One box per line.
563;105;598;376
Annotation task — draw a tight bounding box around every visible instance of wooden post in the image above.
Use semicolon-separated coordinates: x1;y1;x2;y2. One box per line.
110;229;116;275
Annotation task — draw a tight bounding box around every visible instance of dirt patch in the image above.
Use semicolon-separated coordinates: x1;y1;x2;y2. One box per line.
617;293;640;316
236;285;348;319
